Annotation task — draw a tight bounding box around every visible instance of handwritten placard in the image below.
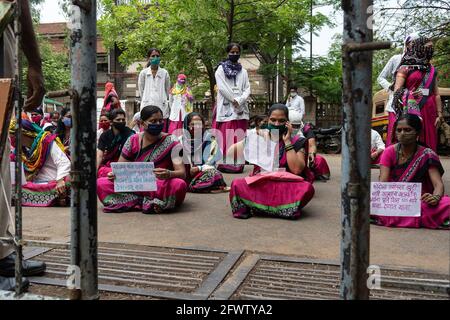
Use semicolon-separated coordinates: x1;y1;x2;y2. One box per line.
244;130;278;172
111;162;157;193
371;182;421;217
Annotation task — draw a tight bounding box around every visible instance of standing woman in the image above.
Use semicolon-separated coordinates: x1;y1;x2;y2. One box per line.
215;43;251;173
227;104;315;220
390;36;444;152
138;48;171;132
56;108;72;155
168;74;194;135
102;82;121;114
97;105;187;214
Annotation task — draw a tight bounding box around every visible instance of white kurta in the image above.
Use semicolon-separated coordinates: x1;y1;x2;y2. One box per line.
286;95;305;124
371;129;385;151
138;66;171;118
377;54;402;113
215;65;251;122
34;144;71;183
169;93;192;121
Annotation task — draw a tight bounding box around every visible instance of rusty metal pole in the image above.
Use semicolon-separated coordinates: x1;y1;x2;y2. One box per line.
12;0;24;296
69;0;98;300
340;0;373;300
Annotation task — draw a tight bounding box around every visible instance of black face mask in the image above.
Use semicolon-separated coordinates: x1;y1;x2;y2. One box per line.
113;122;126;132
228;54;240;63
146;123;164;136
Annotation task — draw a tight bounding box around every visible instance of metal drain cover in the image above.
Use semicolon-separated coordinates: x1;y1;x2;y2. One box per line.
27;242;242;300
211;255;450;300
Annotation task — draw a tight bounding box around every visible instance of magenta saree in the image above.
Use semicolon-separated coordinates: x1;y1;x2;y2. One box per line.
97;133;187;214
230;135;315;219
372;144;449;229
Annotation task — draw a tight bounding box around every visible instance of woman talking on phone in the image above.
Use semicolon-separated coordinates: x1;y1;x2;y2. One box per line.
226;104;315;220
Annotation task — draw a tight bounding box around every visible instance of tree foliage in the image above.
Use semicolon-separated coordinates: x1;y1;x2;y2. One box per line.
98;0;329;102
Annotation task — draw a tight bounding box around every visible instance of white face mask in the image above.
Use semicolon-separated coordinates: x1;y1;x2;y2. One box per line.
290;92;297;97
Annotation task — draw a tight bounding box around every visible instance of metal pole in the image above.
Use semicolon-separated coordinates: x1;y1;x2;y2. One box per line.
13;0;23;297
340;0;373;300
69;0;98;300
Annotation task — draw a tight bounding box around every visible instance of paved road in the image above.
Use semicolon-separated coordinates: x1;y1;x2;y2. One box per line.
22;155;450;274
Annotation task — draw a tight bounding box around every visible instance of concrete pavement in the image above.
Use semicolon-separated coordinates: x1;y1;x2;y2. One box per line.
21;154;450;274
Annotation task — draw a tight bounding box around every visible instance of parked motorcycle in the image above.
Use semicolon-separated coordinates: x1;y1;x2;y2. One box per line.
312;125;342;154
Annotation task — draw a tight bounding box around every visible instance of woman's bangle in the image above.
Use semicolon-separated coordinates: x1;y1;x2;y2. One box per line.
433;194;442;201
167;170;171;178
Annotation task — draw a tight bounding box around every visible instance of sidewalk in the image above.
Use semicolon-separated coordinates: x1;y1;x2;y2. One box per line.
22;154;450;274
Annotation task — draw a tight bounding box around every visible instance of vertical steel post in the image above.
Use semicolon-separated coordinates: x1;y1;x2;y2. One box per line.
340;0;373;300
69;0;98;300
13;0;23;296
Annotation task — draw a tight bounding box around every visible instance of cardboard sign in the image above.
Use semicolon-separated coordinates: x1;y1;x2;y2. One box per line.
370;182;421;217
244;130;278;172
10;162;26;186
111;162;157;193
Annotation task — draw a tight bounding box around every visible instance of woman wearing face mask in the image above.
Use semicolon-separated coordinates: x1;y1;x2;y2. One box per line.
96;109;135;178
226;104;315;220
9;119;71;207
372;113;449;229
215;43;251;174
168;74;194;136
29;109;43;127
97;105;187;214
390;37;443;152
138;48;171;132
56;108;72;155
180;112;228;193
97;113;111;142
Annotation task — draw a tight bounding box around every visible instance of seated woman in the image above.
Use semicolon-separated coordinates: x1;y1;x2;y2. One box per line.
9;119;71;207
372;113;449;229
181;112;228;193
96;109;135;178
97;113;111;142
300;123;331;181
227;104;315;219
97;105;187;214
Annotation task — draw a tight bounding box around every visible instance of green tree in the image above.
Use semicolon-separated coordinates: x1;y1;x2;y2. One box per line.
98;0;329;102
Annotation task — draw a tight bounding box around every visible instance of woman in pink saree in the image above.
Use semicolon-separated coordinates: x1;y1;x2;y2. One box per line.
227;104;315;219
387;37;445;152
97;106;187;214
372;114;449;229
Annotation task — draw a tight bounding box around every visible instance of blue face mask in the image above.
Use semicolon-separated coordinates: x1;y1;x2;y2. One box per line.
63;118;72;128
146;123;164;136
150;57;161;66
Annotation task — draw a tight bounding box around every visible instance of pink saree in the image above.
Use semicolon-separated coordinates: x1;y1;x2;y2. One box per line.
387;66;438;151
372;145;449;229
230;135;315;219
97;133;187;214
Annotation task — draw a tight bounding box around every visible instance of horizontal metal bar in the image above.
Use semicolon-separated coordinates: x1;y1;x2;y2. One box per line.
46;89;76;99
343;41;392;52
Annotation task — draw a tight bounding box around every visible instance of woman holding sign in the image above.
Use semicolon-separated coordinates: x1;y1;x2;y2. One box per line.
97;105;187;214
180;112;228;193
373;114;449;229
227;104;315;219
9;119;71;207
